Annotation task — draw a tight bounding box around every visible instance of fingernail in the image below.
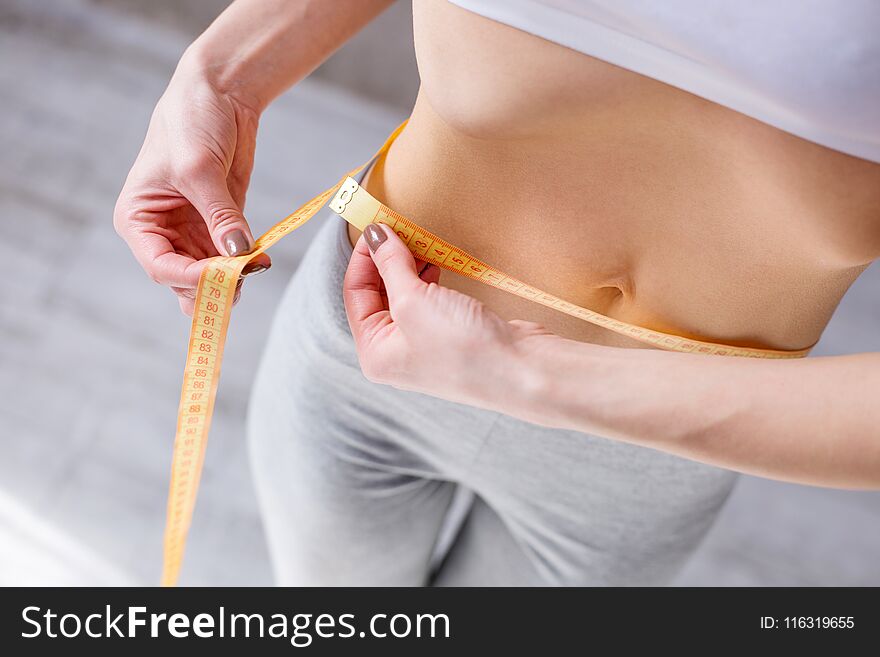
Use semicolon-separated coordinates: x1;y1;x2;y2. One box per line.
242;262;270;277
224;230;251;257
233;286;242;304
364;223;387;253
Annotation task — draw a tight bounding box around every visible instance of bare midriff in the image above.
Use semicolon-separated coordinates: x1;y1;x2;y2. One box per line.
348;1;880;350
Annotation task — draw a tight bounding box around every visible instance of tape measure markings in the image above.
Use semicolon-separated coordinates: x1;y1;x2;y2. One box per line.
345;186;805;360
160;120;809;587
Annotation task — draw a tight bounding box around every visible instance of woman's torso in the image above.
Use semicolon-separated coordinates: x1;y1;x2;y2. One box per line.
351;0;880;350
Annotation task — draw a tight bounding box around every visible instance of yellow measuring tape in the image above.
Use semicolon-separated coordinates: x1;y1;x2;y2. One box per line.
160;121;809;586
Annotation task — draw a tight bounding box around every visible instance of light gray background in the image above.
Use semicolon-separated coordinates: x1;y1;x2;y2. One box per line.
0;0;877;586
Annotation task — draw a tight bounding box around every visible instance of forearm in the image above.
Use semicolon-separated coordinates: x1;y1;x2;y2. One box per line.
176;0;394;111
511;337;880;488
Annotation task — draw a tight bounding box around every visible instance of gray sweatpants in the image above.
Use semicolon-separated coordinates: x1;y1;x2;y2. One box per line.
247;215;738;586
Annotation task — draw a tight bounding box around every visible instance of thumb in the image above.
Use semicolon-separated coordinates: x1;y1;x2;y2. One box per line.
184;165;255;257
363;223;423;305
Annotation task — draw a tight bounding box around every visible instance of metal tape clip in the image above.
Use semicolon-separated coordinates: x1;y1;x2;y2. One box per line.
329;177;360;214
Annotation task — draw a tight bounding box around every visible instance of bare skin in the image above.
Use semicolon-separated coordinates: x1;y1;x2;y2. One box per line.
350;1;880;353
117;0;880;488
345;225;880;489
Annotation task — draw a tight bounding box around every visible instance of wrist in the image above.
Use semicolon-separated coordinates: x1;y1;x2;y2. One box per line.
502;334;600;428
504;335;667;438
175;41;270;115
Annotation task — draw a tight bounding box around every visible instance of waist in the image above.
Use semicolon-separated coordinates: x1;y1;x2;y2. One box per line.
350;95;877;351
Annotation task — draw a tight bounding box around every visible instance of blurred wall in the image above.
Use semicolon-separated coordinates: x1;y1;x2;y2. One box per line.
88;0;420;110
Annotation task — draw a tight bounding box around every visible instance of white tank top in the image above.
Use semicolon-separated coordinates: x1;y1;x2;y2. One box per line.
448;0;880;163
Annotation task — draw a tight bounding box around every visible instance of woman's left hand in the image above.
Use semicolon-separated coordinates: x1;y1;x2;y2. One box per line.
343;223;553;409
342;226;880;489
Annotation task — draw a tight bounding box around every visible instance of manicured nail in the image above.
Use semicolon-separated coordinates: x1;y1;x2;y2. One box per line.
242;262;270;277
364;223;387;253
364;224;388;253
233;285;242;304
224;230;251;257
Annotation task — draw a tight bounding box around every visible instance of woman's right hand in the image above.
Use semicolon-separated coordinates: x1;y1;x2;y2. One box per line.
114;69;271;315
